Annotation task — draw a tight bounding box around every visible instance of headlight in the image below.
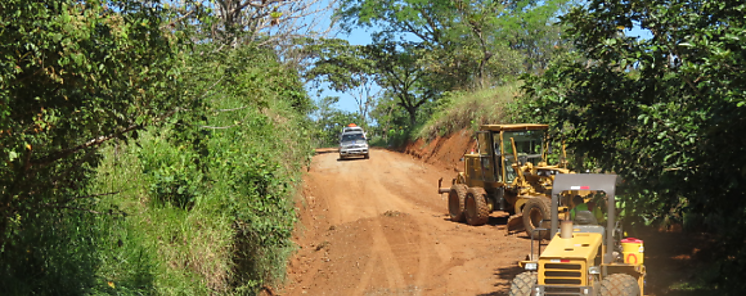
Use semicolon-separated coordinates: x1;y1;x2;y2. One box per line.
588;266;600;275
524;262;538;271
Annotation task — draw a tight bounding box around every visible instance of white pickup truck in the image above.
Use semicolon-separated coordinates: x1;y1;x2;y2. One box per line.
339;125;369;159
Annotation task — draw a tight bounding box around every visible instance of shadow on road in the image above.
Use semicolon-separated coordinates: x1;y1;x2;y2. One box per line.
336;157;368;162
476;265;525;296
314;147;338;154
440;215;508;227
486;216;508;226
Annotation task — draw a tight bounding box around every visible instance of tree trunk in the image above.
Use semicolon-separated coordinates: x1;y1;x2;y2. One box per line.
407;106;417;127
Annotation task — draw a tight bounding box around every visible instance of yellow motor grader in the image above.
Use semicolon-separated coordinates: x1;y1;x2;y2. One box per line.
437;124;578;238
510;174;646;296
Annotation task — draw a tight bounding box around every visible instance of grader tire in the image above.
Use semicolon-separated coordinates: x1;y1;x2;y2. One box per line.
508;271;537;296
522;197;552;240
465;187;490;226
448;184;468;222
600;273;640;296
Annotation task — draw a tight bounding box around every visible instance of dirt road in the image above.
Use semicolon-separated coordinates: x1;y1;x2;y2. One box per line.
283;148;530;296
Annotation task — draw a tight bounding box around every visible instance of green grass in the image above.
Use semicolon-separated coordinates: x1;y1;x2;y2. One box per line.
87;133;221;295
78;97;312;295
416;83;522;141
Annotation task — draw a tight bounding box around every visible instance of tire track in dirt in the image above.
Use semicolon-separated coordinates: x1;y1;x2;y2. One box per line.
370;151;473;293
285;149;528;296
352;152;427;295
369;152;446;294
317;151;416;294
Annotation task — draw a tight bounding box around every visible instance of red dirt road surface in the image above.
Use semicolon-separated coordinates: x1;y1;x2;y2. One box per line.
280;134;710;296
283;148;529;296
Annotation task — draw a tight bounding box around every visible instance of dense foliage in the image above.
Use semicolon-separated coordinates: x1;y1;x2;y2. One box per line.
0;0;175;232
1;0;314;294
1;1;180;292
309;96;363;147
302;0;570;139
521;0;746;291
337;0;569;87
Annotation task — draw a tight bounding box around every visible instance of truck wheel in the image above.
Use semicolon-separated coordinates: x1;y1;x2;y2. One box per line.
364;153;369;159
509;271;537;296
600;273;640;296
465;187;489;226
522;197;552;240
448;184;468;222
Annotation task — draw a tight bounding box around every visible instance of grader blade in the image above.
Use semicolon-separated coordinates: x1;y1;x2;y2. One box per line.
506;214;525;234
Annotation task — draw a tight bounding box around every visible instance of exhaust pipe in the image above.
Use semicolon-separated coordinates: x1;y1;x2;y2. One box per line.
561;220;573;239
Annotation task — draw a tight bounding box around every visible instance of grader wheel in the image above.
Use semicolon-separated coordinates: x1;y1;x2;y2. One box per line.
600;273;640;296
508;271;537;296
448;184;468;222
465;187;489;226
522;197;552;240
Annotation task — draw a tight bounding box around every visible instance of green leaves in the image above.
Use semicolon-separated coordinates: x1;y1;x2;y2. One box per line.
0;0;190;292
521;0;746;291
337;0;569;89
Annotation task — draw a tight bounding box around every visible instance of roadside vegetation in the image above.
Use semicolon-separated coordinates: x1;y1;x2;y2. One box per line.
2;0;316;294
415;84;521;142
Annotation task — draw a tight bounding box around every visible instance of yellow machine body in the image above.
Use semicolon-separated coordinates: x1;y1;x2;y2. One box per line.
512;174;646;296
439;123;584;237
537;230;603;287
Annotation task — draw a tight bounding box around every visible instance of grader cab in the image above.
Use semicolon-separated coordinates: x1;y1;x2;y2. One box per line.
510;174;646;296
438;124;577;238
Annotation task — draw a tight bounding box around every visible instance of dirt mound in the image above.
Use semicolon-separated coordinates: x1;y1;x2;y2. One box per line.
283;149;527;296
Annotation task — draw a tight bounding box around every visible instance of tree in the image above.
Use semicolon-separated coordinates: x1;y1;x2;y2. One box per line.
303;38;378;126
365;41;439;126
521;0;746;291
191;0;336;49
336;0;570;87
333;0;571;133
0;0;181;236
303;38;439;127
0;0;187;291
310;96;363;147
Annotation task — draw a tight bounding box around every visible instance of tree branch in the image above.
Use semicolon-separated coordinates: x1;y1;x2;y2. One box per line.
31;108;179;168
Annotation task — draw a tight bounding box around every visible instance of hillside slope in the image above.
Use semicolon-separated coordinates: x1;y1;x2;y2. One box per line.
401;129;477;173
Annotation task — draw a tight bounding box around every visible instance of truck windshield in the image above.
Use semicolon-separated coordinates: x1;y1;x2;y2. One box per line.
502;130;545;182
503;130;544;157
341;133;365;142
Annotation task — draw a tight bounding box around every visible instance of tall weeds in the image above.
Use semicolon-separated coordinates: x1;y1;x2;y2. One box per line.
416;84;521;141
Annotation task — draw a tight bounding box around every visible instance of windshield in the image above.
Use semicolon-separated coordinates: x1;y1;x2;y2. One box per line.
503;130;544;156
341;133;365;142
502;130;545;182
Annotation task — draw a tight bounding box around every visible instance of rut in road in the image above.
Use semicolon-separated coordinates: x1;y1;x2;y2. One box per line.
285;149;529;296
